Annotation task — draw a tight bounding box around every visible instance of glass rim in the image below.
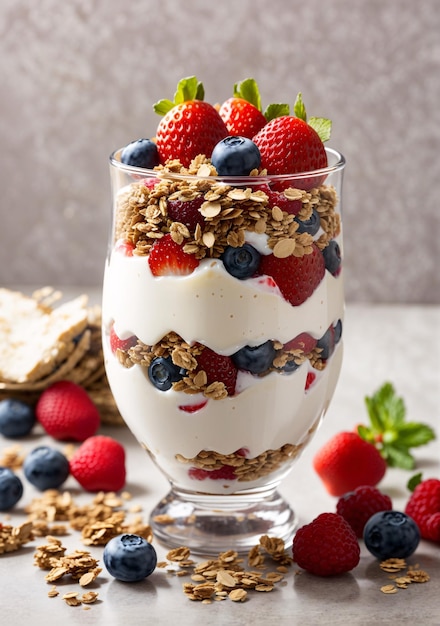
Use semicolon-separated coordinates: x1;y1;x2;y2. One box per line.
109;146;345;183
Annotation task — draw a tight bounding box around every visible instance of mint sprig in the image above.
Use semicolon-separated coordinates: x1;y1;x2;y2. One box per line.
153;76;205;116
358;382;436;470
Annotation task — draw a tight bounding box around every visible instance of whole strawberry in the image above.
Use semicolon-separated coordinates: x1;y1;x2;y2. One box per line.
69;435;126;492
258;244;325;307
219;79;268;139
292;512;360;576
336;485;392;537
313;432;387;497
405;478;440;542
154;76;228;167
36;381;100;442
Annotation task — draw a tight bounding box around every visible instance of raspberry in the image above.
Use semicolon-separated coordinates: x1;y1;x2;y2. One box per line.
292;512;360;576
405;478;440;542
69;435;126;492
36;381;100;442
336;485;393;537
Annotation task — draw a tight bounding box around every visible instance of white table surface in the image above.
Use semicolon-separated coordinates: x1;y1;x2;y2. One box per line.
1;300;439;625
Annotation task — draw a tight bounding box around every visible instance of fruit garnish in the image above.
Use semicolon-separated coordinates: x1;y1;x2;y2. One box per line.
258;243;325;306
292;512;360;576
283;332;317;354
313;431;387;496
358;382;436;470
0;468;23;511
120;138;160;169
189;465;237;481
148;233;200;276
69;435;126;492
211;135;261;176
336;485;392;538
322;240;342;276
196;346;238;397
166;195;205;232
103;534;157;582
221;243;261;279
405;478;440;542
232;340;276;375
0;398;36;438
148;356;186;392
153;76;228;166
109;323;137;354
23;446;70;491
363;511;420;560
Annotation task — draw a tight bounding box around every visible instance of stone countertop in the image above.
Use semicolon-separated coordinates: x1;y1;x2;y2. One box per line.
1;302;439;625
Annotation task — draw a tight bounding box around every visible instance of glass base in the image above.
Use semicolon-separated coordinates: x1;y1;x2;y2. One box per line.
149;487;296;555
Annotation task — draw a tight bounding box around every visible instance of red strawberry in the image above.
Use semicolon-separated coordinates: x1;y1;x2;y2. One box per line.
148;234;199;276
258;244;325;306
167;195;205;232
284;332;317;354
305;371;316;390
405;478;440;542
253;115;328;177
313;432;387;497
69;435;126;492
196;346;237;396
109;323;137;354
336;485;393;537
219;97;266;139
114;239;134;256
36;381;100;442
266;188;302;215
189;465;237;481
292;512;360;576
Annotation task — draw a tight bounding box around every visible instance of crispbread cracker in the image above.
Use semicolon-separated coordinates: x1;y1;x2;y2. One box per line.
0;288;89;383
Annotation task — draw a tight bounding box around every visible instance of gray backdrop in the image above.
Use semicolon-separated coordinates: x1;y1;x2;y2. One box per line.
1;0;439;303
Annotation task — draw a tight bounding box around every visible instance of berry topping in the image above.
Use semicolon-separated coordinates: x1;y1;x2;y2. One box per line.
405;478;440;542
336;485;393;537
221;243;261;279
292;512;360;577
196;347;238;397
313;432;387;496
323;240;342;276
265;188;302;215
148;233;199;276
23;446;70;491
316;324;336;361
103;534;157;582
218;79;268;138
305;371;316;390
333;318;343;344
109;323;137;354
363;511;420;560
0;398;36;438
232;340;276;375
258;243;325;306
148;356;186;392
114;239;135;256
166;195;205;231
211;136;261;176
295;208;321;235
189;464;237;481
283;332;317;354
36;381;100;442
154;76;228;166
0;467;23;511
69;435;126;492
120;138;160;169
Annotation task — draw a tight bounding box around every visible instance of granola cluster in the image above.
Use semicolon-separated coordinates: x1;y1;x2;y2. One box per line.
113;156;340;261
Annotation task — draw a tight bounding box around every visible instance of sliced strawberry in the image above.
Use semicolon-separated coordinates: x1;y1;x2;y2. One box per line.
284;333;317;354
189;465;237;481
109;323;137;353
219;97;267;139
167;195;205;232
305;371;316;390
115;239;134;256
148;234;199;276
259;244;325;306
266;188;302;215
196;346;237;396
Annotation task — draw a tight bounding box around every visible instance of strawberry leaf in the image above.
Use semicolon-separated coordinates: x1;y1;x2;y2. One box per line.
293;92;307;121
263;103;290;122
309;117;332;143
233;78;262;110
361;382;436;470
154;76;204;115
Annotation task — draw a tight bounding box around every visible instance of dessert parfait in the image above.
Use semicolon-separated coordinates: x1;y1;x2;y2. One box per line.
102;77;345;551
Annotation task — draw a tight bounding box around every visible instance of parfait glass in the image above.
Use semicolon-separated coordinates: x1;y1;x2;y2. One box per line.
102;148;345;554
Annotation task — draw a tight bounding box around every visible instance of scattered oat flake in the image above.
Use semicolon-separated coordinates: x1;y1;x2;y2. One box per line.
381;584;398;594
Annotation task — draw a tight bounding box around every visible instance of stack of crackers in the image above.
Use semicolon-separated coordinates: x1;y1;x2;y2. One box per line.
0;287;123;425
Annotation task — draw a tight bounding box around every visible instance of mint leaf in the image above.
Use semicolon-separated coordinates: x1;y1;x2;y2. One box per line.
293;92;307;121
407;473;423;492
263;103;290;122
233;78;262;110
393;422;435;448
153;76;204;115
309;117;332;142
382;444;415;470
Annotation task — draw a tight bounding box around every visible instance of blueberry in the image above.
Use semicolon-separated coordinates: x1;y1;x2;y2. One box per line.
295;209;321;236
333;319;343;344
211;136;261;176
0;398;36;438
23;446;70;491
221;244;261;279
0;467;23;511
281;359;300;374
323;240;342;276
148;356;186;392
316;326;335;361
103;533;157;582
232;341;276;375
121;139;160;169
363;511;420;560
